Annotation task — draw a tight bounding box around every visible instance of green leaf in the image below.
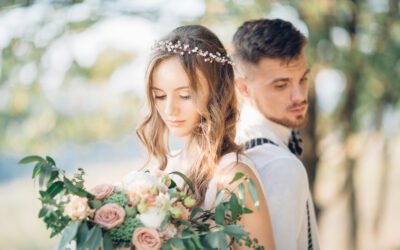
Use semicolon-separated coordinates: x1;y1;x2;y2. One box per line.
192;235;203;249
229;193;241;222
161;240;173;250
223;225;248;239
47;181;64;198
64;178;93;198
229;172;245;185
76;222;89;248
205;232;219;249
215;204;225;225
243;207;253;214
57;221;80;250
184;238;196;249
217;231;228;250
46;156;56;166
82;225;102;250
38;207;49;218
39;165;53;189
32;163;43;179
171;238;185;250
48;169;60;184
247;178;259;208
215;190;225;207
190;207;203;221
238;183;245;206
169;171;195;194
102;233;113;250
18;155;44;164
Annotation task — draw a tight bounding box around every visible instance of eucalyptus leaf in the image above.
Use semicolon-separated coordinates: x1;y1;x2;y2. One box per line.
205;232;219;249
102;233;113;250
57;221;79;250
238;183;245;206
38;207;48;218
171;238;185;250
168;171;195;194
215;190;225;207
39;165;53;189
46;156;56;166
76;222;89;247
161;240;173;250
64;178;93;198
82;225;102;250
229;172;245;185
217;230;228;250
47;181;64;198
215;204;225;225
18;155;44;164
229;193;241;221
223;224;248;238
190;207;203;220
184;238;196;249
247;178;259;208
32;163;43;179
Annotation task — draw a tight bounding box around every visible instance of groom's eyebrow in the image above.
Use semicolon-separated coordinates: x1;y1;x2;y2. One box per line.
302;68;311;78
268;68;311;85
268;77;290;85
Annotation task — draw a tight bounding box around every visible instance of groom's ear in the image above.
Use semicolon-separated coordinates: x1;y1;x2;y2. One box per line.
235;78;250;98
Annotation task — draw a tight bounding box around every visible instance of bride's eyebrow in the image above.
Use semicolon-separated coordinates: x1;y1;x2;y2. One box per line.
152;86;190;91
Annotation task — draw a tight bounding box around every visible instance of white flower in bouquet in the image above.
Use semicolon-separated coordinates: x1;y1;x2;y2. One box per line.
155;192;174;212
122;171;167;195
63;195;93;221
137;206;167;229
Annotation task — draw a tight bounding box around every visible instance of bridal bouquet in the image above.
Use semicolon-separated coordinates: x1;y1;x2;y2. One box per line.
20;155;264;250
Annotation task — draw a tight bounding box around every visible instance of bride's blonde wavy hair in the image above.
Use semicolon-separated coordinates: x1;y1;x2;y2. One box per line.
136;25;241;204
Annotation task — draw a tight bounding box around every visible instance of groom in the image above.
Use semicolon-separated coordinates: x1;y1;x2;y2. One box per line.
232;19;320;250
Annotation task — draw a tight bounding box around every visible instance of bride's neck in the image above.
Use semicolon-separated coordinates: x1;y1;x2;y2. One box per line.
182;141;200;160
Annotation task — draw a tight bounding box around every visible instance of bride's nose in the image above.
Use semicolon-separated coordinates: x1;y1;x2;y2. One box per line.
165;96;179;116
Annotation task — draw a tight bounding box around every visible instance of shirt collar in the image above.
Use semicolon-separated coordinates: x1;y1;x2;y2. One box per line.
236;103;292;148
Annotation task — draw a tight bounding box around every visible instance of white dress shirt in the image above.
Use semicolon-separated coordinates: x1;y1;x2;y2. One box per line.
236;104;320;250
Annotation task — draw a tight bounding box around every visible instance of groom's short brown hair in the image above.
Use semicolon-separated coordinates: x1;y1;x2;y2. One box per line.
232;18;306;64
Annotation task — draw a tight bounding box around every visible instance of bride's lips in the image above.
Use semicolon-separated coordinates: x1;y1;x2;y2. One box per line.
166;120;186;127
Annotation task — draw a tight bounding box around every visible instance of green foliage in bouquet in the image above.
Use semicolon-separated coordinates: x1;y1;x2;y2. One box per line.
19;155;94;238
104;191;129;207
109;217;143;247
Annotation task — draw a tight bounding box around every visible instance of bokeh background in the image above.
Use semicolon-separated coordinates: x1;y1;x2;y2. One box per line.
1;0;399;249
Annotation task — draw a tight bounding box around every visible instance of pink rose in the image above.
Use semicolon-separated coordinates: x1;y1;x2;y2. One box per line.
132;227;162;250
94;203;125;230
90;184;114;200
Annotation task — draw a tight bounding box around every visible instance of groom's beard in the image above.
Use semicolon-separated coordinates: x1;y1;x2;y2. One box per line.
268;113;309;129
266;100;309;129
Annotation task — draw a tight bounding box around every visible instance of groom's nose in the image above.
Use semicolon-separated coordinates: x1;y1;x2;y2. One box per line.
291;84;306;103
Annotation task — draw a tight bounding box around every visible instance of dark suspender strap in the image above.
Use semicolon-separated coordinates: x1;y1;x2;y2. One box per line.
307;200;313;250
243;137;278;150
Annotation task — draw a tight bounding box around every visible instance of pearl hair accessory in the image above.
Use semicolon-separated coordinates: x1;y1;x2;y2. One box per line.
152;40;234;65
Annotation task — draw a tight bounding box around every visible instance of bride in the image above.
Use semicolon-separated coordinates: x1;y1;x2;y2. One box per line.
136;24;275;249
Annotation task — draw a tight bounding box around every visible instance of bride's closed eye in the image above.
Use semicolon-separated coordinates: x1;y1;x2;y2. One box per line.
154;94;166;100
180;95;191;100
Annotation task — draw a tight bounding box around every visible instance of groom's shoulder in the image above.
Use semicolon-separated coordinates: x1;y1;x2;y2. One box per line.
245;145;308;182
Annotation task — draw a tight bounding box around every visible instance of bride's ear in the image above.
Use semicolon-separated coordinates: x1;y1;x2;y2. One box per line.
235;78;250;98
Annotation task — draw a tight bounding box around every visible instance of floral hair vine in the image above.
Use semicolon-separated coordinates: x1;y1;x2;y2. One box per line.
152;40;234;65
